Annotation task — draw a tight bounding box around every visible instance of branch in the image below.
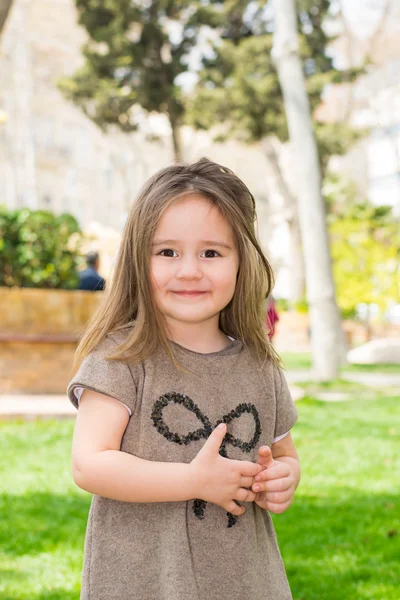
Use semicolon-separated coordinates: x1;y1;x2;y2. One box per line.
0;0;13;36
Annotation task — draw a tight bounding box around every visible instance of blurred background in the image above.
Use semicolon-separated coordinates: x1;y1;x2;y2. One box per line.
1;0;400;392
0;1;399;599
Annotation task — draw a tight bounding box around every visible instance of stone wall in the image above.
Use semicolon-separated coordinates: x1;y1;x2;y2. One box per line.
2;287;399;393
274;312;400;353
0;288;103;393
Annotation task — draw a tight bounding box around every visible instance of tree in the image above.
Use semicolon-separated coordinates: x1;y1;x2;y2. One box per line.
186;0;362;171
59;1;225;160
272;0;343;380
185;0;362;306
328;193;400;334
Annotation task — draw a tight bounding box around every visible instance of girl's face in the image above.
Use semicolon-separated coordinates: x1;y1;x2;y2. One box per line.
150;195;239;331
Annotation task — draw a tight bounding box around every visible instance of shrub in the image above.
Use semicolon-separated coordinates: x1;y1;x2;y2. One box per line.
0;206;84;289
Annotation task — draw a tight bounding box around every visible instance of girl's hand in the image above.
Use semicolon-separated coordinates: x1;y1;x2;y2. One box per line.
189;423;264;517
252;446;296;514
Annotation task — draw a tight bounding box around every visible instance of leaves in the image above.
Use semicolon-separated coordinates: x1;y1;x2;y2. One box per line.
60;0;365;165
186;0;363;171
327;191;400;313
0;206;84;289
59;1;213;139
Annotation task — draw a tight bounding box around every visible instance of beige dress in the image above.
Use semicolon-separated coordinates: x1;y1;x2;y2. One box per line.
67;324;298;600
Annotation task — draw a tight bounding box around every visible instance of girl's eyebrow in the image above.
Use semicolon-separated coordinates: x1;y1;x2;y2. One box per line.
152;239;233;250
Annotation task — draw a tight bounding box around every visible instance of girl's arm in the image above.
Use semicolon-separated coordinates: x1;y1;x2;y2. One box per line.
72;390;196;502
72;390;262;510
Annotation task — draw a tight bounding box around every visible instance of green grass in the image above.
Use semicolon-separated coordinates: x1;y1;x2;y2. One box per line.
281;352;314;370
0;420;89;600
1;397;400;599
281;352;400;374
298;378;368;393
275;395;400;600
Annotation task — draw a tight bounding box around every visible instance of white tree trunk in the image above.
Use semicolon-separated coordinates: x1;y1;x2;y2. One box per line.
5;0;38;209
262;137;305;306
272;0;343;380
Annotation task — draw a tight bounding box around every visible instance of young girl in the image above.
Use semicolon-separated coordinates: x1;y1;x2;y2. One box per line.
67;157;300;600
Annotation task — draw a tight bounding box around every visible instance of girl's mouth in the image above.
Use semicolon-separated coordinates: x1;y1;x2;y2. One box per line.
172;291;208;297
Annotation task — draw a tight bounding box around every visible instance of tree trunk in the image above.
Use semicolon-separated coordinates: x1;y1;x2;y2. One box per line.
288;213;306;305
272;0;344;380
0;0;13;36
262;137;305;307
7;0;38;209
169;115;183;162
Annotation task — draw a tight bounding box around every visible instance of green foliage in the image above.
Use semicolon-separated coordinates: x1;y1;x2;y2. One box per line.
276;297;289;312
60;0;363;168
295;297;309;313
186;35;286;140
58;1;223;141
315;122;365;174
0;206;83;289
185;0;363;171
327;188;400;313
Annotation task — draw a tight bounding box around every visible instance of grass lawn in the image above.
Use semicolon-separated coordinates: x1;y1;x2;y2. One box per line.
1;395;400;600
281;351;400;374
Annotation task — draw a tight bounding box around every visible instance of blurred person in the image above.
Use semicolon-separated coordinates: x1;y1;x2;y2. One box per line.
265;295;279;341
78;251;106;291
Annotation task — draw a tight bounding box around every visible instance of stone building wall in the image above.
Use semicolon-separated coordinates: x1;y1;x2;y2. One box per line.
0;0;275;223
0;0;293;293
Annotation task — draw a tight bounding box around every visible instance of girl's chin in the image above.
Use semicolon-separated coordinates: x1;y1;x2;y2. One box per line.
162;309;221;324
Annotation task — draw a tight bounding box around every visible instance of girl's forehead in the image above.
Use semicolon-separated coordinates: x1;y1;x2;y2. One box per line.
155;195;234;238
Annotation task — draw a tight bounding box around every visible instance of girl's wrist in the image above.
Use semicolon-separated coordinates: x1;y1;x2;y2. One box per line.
187;461;203;501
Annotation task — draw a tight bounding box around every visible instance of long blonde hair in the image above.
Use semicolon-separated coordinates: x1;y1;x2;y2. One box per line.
72;157;280;373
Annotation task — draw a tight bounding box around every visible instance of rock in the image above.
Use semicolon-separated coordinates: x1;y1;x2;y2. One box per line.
347;339;400;364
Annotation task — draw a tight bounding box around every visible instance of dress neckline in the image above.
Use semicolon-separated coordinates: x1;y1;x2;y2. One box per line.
169;337;243;358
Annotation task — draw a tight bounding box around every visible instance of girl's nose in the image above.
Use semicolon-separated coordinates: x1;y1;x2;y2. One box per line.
175;257;203;280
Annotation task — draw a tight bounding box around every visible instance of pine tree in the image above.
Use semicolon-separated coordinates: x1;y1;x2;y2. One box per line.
186;0;362;173
59;1;225;160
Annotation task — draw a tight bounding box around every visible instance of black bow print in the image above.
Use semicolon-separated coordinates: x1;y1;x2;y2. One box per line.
151;392;261;527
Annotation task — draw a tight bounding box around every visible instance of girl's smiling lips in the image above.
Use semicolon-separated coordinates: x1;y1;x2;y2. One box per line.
171;290;209;297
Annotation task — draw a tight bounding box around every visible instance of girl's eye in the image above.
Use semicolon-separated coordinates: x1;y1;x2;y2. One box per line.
159;249;177;257
202;250;220;258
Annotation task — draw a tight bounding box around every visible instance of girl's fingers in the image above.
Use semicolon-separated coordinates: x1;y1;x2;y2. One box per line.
253;476;291;493
262;500;292;515
226;501;246;516
257;446;274;468
237;461;264;478
254;464;290;481
240;476;256;488
263;489;293;504
256;484;293;504
235;487;257;503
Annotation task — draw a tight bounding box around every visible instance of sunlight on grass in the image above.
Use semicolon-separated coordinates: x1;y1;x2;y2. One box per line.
274;396;400;599
1;398;400;599
280;352;400;374
0;420;89;600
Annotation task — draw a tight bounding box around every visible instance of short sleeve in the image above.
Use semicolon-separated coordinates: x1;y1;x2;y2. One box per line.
274;367;298;438
67;335;136;414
